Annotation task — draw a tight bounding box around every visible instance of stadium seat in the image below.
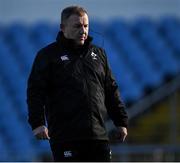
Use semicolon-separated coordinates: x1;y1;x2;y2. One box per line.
159;16;180;69
89;20;107;47
132;17;179;80
31;22;56;49
0;135;10;161
104;38;144;103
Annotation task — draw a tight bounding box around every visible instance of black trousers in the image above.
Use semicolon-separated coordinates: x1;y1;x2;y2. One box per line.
50;140;112;162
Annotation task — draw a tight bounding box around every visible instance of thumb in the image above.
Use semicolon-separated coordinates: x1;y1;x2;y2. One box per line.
44;127;50;140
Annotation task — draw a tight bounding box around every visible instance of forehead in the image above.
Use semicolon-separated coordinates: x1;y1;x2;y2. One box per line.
67;13;89;24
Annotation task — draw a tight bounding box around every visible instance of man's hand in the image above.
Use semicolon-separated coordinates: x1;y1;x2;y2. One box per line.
116;126;127;142
33;126;50;140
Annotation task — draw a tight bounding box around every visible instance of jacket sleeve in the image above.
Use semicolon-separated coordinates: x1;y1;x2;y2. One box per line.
104;49;128;128
27;51;49;130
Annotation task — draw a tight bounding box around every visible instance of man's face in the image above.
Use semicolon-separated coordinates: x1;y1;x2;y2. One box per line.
62;13;89;45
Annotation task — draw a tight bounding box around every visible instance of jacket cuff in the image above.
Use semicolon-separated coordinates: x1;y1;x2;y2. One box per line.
114;120;128;128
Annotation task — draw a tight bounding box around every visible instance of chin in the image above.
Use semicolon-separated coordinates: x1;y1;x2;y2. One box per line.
77;41;85;45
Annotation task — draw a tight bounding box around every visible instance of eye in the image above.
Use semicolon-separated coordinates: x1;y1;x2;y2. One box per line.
74;24;81;28
84;24;88;28
74;24;88;29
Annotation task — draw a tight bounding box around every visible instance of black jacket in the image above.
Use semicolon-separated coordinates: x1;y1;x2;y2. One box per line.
27;32;128;143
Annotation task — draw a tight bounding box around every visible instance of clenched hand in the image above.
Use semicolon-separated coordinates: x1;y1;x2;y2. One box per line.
33;126;50;140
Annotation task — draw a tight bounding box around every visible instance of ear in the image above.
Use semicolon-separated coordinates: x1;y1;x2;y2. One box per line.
60;24;65;32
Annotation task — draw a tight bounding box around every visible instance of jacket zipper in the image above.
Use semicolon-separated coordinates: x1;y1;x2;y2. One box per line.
79;54;93;134
79;54;90;100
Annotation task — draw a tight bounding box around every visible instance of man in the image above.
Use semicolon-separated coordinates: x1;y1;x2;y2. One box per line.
27;5;128;162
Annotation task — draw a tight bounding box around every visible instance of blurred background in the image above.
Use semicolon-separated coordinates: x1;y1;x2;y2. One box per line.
0;0;180;161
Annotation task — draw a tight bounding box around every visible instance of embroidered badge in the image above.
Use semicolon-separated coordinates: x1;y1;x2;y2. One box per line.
91;51;97;60
61;55;69;61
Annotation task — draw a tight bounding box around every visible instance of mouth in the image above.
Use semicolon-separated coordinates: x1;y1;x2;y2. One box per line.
80;37;85;41
79;35;86;40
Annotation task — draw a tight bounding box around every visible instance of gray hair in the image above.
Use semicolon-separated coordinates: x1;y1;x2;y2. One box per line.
61;5;88;24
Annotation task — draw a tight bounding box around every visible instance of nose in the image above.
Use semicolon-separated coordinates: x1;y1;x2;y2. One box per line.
80;26;86;34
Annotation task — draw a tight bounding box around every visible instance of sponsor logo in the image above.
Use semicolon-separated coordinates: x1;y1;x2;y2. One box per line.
64;151;72;158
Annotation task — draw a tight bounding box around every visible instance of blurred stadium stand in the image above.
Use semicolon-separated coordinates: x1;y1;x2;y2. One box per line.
0;0;180;161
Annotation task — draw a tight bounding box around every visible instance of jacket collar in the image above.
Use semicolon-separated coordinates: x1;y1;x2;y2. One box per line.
56;31;93;55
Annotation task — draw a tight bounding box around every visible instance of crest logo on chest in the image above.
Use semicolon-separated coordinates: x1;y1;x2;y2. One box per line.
60;55;69;61
91;51;97;60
